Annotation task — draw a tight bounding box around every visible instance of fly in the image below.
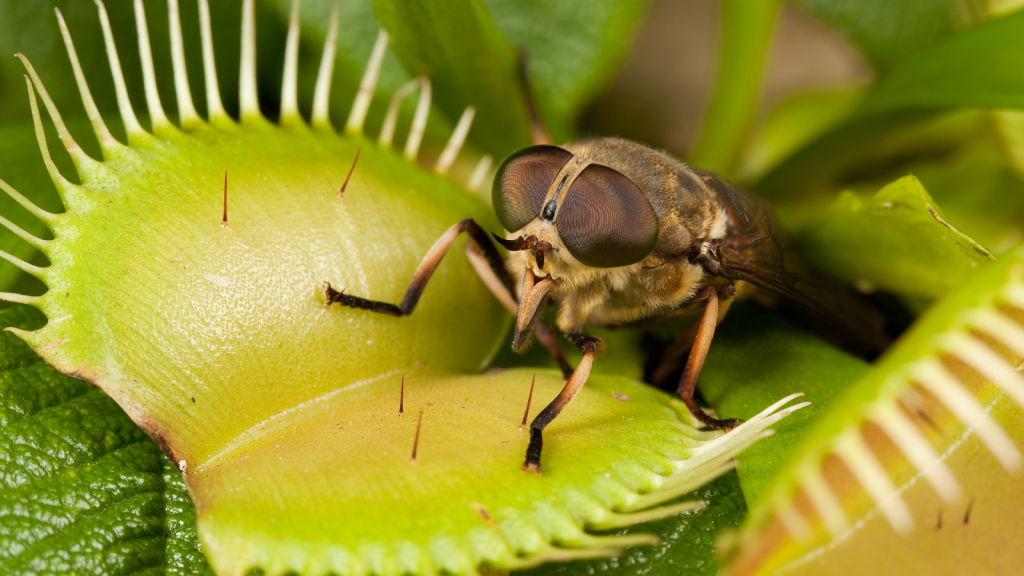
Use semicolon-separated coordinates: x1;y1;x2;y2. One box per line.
323;83;888;475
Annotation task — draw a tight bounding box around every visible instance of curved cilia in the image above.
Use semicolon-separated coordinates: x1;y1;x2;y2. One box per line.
1;1;804;575
726;247;1024;575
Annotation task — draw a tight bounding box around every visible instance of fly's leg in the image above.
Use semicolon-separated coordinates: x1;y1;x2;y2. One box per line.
324;217;505;316
323;217;571;372
651;289;735;388
537;322;573;378
650;320;700;389
522;332;604;474
676;285;743;430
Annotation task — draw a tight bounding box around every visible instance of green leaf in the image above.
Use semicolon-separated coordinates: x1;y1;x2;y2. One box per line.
857;8;1024;116
479;0;652;145
756;9;1024;198
791;0;965;69
698;304;869;508
791;175;993;299
735;89;862;183
371;0;532;158
898;136;1024;253
0;305;212;575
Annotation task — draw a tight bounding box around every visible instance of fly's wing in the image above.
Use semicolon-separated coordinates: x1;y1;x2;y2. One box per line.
694;170;891;356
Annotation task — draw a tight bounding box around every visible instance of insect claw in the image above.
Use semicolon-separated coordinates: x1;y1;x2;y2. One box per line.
521;462;542;475
322;282;345;305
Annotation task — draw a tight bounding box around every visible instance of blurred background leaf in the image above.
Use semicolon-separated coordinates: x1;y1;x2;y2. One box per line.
792;175;993;300
755;8;1024;200
688;0;781;176
790;0;973;70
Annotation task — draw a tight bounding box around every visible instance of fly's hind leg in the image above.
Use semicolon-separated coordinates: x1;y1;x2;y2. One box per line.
676;285;743;431
523;332;604;474
323;217;572;375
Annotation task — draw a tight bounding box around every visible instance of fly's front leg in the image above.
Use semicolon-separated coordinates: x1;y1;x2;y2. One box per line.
324;217;572;373
324;217;501;316
677;285;743;430
523;332;604;474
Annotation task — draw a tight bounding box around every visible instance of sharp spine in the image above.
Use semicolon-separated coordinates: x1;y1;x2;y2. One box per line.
0;179;57;225
0;293;40;306
17;54;100;180
25;77;74;194
0;249;46;279
0;213;50;251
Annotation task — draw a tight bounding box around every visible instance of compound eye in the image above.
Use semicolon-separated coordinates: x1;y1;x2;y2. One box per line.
493;145;573;232
556;164;658;268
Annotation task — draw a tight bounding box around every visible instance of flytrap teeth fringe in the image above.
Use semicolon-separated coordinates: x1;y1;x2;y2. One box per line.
766;265;1024;543
621;393;811;514
1;0;485;312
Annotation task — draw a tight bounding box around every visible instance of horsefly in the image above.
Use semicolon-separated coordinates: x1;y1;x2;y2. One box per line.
324;74;888;474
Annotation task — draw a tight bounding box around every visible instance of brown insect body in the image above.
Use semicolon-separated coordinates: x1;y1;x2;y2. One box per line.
326;134;887;473
506;137;727;333
500;136;886;355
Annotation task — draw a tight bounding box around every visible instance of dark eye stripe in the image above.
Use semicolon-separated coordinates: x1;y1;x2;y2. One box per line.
492;146;573;232
556;164;658;268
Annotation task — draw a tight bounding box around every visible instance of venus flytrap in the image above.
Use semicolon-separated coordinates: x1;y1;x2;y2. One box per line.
726;246;1024;575
0;1;803;575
